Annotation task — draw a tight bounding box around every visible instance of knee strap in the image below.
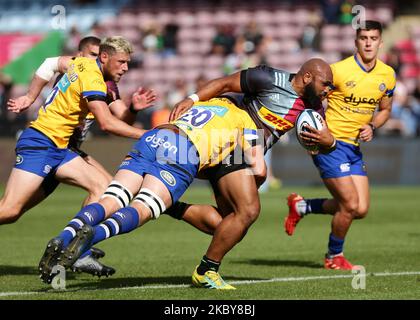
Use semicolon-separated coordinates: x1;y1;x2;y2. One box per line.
100;180;133;208
133;188;166;219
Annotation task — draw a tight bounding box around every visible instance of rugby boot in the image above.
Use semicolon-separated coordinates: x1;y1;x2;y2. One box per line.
59;224;94;270
72;255;115;278
38;237;64;284
324;254;355;270
192;266;236;290
284;193;305;236
90;247;105;259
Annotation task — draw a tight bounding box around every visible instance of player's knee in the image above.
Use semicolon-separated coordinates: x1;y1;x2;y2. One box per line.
237;201;261;226
354;206;369;219
133;188;166;220
341;196;359;217
0;205;22;224
100;181;133;208
204;208;223;232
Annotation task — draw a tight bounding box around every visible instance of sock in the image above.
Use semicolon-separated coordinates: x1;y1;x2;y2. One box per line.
58;203;105;246
297;198;327;215
77;248;100;259
92;206;140;246
327;233;345;257
197;255;220;275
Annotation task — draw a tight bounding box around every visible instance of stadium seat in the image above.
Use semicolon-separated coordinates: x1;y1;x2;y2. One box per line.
142;54;163;70
195;10;215;26
175;11;195;27
156;11;174;26
321;25;341;39
180;55;204;69
233;10;253;26
177;28;198;42
213;10;233;25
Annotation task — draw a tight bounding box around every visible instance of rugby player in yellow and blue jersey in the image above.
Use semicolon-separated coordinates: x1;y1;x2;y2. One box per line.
8;36;156;206
7;36;156;277
284;20;396;270
38;96;260;285
0;37;145;275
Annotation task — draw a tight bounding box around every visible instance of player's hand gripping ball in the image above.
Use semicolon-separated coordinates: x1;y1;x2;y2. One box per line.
295;109;324;152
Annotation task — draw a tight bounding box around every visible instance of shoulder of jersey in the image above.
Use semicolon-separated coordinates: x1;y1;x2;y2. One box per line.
331;55;353;69
376;59;396;76
73;57;101;72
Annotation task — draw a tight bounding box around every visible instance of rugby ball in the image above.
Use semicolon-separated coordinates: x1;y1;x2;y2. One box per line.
295;109;324;151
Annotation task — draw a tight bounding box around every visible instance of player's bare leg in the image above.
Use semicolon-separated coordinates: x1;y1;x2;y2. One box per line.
324;175;369;239
180;204;223;235
83;155;113;184
191;168;260;289
55;155;110;205
205;169;260;261
322;174;369;269
176;145;266;237
0;169;44;224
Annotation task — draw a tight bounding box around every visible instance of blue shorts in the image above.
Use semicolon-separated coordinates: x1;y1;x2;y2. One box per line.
15;128;79;185
312;140;367;179
118;128;200;203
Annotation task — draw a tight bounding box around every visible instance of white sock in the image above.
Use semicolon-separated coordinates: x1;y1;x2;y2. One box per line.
295;199;308;216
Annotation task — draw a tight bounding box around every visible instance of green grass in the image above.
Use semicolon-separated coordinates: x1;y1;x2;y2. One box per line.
0;184;419;300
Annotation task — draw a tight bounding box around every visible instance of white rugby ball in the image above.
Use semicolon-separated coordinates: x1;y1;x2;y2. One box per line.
295;109;324;151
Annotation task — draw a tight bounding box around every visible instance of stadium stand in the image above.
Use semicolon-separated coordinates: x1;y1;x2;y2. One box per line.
1;0;420;137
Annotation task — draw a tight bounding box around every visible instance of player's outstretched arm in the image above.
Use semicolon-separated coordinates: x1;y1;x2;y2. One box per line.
88;100;145;139
169;71;242;121
7;56;73;113
7;75;48;113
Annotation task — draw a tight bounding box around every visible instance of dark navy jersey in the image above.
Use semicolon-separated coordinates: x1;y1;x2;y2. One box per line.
226;65;323;151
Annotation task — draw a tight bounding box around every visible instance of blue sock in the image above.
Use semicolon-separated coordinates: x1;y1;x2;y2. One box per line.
305;198;327;215
92;206;140;246
79;250;91;259
328;233;345;256
58;203;105;247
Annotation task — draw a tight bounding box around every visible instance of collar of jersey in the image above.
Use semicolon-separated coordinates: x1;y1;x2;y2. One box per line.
353;54;376;73
96;57;103;73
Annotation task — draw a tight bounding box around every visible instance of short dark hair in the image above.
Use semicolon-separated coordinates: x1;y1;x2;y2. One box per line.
78;36;101;51
356;20;383;36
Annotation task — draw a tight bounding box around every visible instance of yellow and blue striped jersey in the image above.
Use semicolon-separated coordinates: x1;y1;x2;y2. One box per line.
172;97;258;170
30;57;107;148
327;55;396;145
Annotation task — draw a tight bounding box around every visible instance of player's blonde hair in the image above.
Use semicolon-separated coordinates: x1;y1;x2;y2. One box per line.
100;36;133;55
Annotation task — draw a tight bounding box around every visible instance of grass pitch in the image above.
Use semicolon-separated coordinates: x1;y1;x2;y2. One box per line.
0;184;419;300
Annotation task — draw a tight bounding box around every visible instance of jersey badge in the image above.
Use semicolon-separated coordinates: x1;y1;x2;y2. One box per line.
345;81;356;88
